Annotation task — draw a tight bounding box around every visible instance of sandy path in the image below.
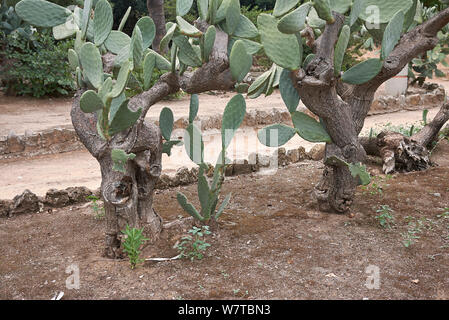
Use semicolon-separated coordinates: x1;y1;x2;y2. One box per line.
0;107;440;199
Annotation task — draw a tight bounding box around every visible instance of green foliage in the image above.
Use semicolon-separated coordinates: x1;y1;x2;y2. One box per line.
86;195;105;220
111;149;136;173
175;226;212;261
2;30;75;97
375;205;395;229
122;225;149;269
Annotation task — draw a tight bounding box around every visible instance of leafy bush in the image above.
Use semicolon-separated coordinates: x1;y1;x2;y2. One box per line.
2;29;76;97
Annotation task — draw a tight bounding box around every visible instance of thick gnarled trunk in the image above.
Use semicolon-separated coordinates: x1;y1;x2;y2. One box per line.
71;92;163;258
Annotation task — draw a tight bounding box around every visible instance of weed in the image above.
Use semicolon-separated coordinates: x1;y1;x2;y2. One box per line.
121;225;149;269
86;195;105;220
175;226;212;261
375;205;395;229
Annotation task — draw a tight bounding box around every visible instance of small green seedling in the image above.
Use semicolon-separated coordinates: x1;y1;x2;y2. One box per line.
175;226;212;261
122;225;149;269
375;205;395;229
86;195;105;220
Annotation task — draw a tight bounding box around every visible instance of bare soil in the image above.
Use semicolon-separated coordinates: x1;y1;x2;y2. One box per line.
1;139;448;299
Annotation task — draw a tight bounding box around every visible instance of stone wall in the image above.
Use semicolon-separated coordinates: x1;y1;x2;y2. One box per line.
0;84;445;160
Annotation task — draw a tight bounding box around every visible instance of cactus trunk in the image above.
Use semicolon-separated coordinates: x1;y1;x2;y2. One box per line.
71;91;163;258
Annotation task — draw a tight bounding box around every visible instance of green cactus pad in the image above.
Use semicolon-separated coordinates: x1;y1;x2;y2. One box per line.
109;93;126;122
348;163;371;186
159;107;174;141
177;0;194;16
341;58;383;85
258;14;301;70
98;77;113;102
177;192;204;221
273;0;299;17
291;111;332;143
79;42;104;89
136;16;156;49
381;10;404;60
203;25;216;62
111;149;136;173
208;0;219;24
108;99;142;136
109;60;131;98
221;94;246;149
197;173;211;217
160;23;177;53
230;40;252;82
189;94;199;124
278;2;311;34
258;124;297;147
176;16;202;38
313;0;335;23
349;0;364;26
236;38;262;55
143;53;156;90
334;25;350;76
162;140;182;156
68;49;80;70
198;0;209;20
94;0;113;46
279;68;300;113
173;35;202;67
114;44;130;67
53;20;78;40
118;6;131;32
248;70;271;96
81;0;93;39
215;193;231;220
329;0;352;14
184;123;204;164
15;0;71;28
80;90;104;113
130;26;144;68
226;0;241;35
233;14;259;39
359;0;412;24
104;31;131;54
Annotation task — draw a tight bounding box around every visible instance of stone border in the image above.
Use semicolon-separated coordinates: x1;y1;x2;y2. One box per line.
0;144;325;217
0;84;445;160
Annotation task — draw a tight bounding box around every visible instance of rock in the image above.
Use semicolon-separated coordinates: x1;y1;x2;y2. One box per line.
155;174;171;189
45;189;70;207
10;190;39;215
176;166;192;185
297;146;308;160
7;131;24;153
258;154;271;167
276;147;289;166
0;199;12;217
232;159;253;175
66;186;93;204
406;94;421;106
308;144;325;161
286;149;300;163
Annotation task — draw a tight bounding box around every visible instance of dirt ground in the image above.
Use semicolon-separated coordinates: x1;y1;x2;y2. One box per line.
1;139;448;300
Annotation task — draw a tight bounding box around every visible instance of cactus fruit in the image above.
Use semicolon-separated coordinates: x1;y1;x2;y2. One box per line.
15;0;71;28
291;111;332;143
230;40;252;82
334;25;350;76
341;58;383;84
278;2;311;34
381;10;404;60
258;14;301;70
279;68;300;113
257;124;297;147
313;0;335;24
273;0;299;17
80;90;104;113
93;0;113;46
79;42;103;89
